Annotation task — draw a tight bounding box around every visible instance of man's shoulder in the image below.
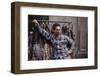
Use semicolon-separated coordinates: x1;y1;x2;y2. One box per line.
61;34;69;39
60;34;74;44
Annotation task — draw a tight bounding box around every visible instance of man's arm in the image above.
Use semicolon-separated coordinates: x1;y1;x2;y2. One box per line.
67;36;75;49
32;19;53;42
65;36;75;54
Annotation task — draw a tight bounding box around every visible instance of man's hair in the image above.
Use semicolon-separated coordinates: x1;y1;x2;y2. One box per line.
52;23;60;30
51;23;60;33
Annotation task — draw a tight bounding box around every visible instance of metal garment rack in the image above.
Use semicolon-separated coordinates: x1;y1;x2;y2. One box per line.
36;20;72;24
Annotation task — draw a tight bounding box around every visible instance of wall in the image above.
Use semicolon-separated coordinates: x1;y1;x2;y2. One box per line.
0;0;100;76
77;17;88;58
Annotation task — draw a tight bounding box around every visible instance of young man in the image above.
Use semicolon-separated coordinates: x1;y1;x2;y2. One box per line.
32;19;75;59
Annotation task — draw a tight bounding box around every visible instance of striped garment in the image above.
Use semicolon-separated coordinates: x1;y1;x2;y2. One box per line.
34;24;75;59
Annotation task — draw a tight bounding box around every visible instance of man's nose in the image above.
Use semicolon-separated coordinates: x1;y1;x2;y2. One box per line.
57;31;60;33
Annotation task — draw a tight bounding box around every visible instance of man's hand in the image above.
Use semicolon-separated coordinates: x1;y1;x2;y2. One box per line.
67;50;73;55
32;19;39;25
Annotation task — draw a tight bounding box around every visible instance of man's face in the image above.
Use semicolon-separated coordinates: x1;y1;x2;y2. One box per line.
54;26;61;36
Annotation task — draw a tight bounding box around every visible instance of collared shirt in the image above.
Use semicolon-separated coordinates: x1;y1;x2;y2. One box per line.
34;24;74;59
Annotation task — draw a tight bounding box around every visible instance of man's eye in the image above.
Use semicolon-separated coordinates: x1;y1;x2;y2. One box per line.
57;29;60;31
